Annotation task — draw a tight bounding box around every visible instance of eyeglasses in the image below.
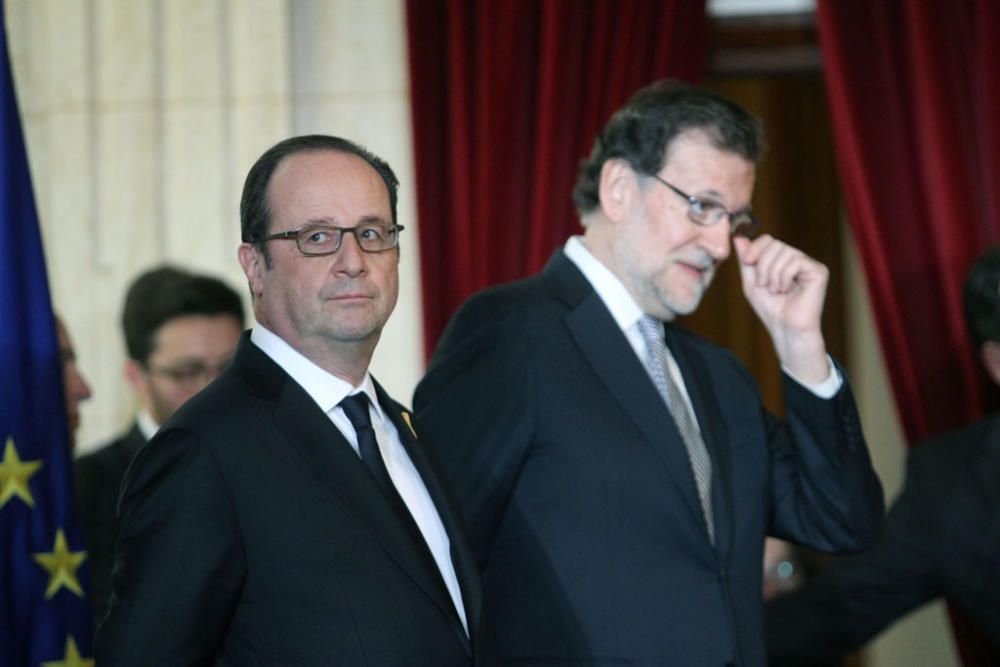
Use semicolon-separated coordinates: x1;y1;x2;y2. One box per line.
146;361;230;388
257;222;405;256
647;174;758;237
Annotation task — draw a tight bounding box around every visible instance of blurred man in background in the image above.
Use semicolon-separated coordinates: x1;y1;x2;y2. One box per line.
766;246;1000;665
74;265;243;627
55;314;92;451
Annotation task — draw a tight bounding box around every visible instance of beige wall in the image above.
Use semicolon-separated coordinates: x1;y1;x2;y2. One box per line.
6;1;955;663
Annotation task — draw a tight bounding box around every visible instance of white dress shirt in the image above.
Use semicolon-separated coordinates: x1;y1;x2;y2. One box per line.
135;409;160;442
563;236;841;412
250;325;468;634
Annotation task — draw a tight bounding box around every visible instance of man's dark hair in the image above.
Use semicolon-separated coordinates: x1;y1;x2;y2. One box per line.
964;246;1000;347
239;135;400;265
572;80;764;215
122;265;245;363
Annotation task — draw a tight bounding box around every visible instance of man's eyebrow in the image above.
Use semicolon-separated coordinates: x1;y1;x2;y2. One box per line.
357;214;391;225
301;215;390;226
694;189;752;212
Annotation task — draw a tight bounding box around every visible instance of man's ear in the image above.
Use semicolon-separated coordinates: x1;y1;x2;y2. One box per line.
597;158;635;222
123;358;152;412
123;358;145;393
980;341;1000;386
238;243;264;298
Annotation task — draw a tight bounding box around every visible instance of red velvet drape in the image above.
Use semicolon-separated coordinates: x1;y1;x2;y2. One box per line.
818;0;1000;440
818;1;1000;663
407;0;707;357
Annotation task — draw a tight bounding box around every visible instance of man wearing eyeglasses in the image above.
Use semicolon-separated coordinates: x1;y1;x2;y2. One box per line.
75;265;243;628
414;81;883;666
96;136;487;666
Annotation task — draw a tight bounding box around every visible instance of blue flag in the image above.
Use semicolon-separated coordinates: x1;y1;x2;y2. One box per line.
0;8;94;667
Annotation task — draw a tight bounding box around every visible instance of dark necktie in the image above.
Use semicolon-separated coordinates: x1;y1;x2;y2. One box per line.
637;315;715;544
340;393;398;498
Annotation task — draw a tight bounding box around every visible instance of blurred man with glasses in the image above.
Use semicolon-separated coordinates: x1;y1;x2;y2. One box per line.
96;136;488;666
75;265;243;627
414;80;884;666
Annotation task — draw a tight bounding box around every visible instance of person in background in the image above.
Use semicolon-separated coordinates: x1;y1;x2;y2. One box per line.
765;246;1000;666
55;314;92;451
74;266;244;627
414;80;884;666
95;135;488;666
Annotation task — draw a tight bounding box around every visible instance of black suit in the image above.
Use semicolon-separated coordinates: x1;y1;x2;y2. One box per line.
414;250;883;666
96;333;488;666
766;416;1000;665
75;424;146;628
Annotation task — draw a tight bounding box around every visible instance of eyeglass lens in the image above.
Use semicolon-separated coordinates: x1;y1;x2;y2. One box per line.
297;224;398;255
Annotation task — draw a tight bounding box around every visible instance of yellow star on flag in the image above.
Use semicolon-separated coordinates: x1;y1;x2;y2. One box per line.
0;435;43;508
41;636;95;667
32;528;87;599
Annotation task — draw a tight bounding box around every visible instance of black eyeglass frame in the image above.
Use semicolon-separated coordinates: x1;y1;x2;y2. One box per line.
646;174;758;237
256;223;406;256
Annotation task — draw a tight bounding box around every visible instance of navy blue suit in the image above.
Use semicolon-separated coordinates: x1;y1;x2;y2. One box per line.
96;334;488;666
414;250;883;666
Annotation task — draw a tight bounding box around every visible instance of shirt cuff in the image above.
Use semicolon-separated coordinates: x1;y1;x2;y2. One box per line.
781;355;842;399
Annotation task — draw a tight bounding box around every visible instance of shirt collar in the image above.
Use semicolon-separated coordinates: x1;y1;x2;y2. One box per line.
249;324;383;421
135;409;159;442
564;235;645;334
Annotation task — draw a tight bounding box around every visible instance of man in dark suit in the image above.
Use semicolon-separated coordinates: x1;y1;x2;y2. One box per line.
765;247;1000;665
413;81;884;666
96;135;487;665
74;266;243;627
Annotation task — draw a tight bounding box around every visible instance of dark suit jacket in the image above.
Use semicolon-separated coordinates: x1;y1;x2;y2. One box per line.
766;416;1000;665
75;424;146;628
413;250;883;667
95;334;488;666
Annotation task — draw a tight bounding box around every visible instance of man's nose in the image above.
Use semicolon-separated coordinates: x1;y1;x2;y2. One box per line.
332;231;367;275
699;220;732;261
69;366;92;402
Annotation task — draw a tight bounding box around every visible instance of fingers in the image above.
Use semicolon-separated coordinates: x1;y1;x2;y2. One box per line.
737;234;828;294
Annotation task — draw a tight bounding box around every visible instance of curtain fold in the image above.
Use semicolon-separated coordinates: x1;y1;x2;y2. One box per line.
407;0;707;356
818;0;1000;440
817;1;1000;663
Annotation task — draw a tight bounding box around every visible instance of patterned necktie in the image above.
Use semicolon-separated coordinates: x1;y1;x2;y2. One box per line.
340;393;398;499
637;315;715;544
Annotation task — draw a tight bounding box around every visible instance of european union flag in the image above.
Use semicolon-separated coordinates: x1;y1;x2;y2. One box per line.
0;8;94;667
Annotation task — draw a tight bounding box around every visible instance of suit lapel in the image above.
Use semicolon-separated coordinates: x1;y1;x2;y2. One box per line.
235;338;466;649
374;381;477;655
548;254;707;535
116;424;147;470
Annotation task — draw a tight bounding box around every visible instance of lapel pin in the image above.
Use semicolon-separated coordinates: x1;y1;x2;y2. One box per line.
401;411;418;439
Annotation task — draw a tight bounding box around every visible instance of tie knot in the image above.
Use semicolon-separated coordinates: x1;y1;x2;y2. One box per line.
340;393;373;432
637;315;665;347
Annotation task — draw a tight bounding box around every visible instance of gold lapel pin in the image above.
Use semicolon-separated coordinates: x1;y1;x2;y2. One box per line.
401;411;418;439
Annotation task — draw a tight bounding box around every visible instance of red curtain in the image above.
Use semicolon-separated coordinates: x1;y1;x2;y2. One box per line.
407;0;707;357
817;1;1000;663
818;0;1000;440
